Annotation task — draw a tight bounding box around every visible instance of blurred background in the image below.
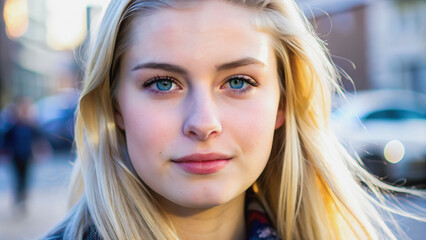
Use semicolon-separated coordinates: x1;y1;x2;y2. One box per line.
0;0;424;239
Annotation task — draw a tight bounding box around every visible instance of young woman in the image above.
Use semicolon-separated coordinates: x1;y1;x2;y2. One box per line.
44;0;424;239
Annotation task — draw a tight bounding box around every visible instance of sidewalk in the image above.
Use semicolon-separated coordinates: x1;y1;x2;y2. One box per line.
0;153;74;240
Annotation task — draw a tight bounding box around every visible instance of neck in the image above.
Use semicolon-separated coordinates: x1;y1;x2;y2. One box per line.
157;193;246;240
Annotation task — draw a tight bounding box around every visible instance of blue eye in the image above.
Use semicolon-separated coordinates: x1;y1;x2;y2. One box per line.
229;79;245;89
143;76;181;94
223;75;259;95
156;80;173;91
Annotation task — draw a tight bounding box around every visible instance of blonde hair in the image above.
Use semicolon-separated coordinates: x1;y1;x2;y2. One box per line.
47;0;424;239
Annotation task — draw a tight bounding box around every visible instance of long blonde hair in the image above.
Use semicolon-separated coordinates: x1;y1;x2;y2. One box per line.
47;0;424;239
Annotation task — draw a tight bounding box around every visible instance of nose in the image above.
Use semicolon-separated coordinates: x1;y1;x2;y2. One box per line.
183;93;222;141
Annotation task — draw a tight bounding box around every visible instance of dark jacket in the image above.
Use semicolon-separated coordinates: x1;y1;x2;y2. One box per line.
43;226;102;240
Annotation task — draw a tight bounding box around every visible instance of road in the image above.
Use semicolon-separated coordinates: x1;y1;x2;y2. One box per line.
0;153;424;240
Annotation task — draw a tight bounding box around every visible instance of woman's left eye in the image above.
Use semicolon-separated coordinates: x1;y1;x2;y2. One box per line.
223;75;259;94
229;78;246;89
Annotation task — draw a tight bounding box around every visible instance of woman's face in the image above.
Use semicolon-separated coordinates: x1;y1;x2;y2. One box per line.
116;0;284;209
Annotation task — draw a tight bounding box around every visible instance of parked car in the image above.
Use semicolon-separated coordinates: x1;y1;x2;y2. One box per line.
33;88;80;151
331;89;426;186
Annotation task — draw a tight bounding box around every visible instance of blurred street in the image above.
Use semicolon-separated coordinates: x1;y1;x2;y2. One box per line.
0;152;73;240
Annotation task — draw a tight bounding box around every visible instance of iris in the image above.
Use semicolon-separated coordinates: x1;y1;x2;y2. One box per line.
156;80;173;91
229;79;245;89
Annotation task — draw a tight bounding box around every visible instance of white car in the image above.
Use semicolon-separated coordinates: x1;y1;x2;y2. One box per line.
331;89;426;186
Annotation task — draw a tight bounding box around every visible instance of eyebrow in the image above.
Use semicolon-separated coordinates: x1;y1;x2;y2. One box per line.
216;57;265;71
131;57;265;76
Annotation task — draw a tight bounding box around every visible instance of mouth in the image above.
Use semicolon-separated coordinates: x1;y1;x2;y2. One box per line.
171;153;232;175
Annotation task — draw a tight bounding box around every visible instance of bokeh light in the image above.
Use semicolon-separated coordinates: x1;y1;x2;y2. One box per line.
3;0;29;39
384;140;405;164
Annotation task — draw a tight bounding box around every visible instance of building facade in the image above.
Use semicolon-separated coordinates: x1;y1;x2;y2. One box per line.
302;0;426;93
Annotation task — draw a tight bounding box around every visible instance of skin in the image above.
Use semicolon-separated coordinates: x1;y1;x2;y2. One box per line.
115;1;284;239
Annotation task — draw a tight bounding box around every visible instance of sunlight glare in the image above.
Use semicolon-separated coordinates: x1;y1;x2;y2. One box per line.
46;0;87;50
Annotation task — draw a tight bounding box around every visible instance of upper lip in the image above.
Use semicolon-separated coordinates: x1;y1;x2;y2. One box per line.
172;153;232;162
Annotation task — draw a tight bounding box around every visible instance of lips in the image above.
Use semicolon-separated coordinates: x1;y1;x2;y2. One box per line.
172;153;232;174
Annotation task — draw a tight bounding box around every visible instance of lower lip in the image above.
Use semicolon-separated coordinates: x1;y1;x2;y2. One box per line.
173;159;230;174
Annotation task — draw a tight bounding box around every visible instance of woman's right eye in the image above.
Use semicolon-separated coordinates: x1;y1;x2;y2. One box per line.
143;76;181;94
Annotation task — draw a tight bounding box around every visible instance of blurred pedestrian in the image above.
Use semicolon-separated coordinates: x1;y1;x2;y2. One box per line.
3;97;39;210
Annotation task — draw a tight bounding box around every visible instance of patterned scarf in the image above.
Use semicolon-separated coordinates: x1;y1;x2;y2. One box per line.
245;194;280;240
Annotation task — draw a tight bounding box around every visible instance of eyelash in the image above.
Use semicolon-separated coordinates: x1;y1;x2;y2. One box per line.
142;75;259;95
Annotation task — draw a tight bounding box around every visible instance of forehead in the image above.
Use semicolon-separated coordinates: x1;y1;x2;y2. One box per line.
139;1;256;36
123;1;273;69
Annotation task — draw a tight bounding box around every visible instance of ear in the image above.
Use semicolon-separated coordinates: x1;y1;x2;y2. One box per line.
114;107;125;130
275;109;285;129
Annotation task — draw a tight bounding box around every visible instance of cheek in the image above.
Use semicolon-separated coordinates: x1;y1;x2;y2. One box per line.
120;104;178;169
226;97;279;159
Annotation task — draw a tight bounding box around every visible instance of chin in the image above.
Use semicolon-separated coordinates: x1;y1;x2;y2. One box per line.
172;189;244;209
180;197;229;209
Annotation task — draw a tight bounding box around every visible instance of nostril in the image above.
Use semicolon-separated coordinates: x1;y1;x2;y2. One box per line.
185;126;221;141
